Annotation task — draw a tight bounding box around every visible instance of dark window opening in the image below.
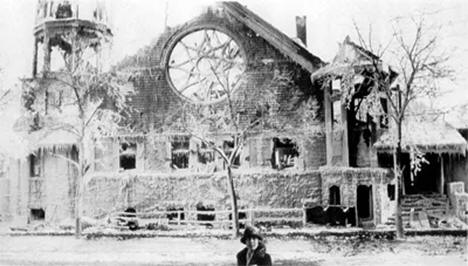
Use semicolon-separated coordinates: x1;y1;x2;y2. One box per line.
196;202;215;228
117;207;138;230
377;153;394;168
223;139;240;167
329;185;341;205
272;138;299;169
29;153;41;177
55;2;73;19
119;142;136;170
305;206;356;226
198;142;215;164
171;136;189;169
387;184;395;201
30;208;45;221
166;207;185;222
357;185;373;220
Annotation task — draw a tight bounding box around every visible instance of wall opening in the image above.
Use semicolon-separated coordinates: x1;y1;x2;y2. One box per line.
305;205;356;226
357;185;373;220
223;139;240;168
406;153;439;194
166;206;185;223
377;153;394;168
29;153;41;177
55;1;73;18
119;142;136;170
30;208;45;221
329;185;341;205
272;138;299;169
387;184;395;201
50;46;67;72
196;202;215;228
171;136;190;169
198;142;215;164
116;207;138;230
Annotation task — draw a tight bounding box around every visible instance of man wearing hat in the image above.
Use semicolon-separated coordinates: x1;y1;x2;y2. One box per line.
236;226;272;266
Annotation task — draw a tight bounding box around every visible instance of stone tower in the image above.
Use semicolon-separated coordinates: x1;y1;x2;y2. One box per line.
32;0;112;77
11;0;113;225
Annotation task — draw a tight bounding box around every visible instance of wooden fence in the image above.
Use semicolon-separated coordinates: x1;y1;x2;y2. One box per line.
111;207;305;229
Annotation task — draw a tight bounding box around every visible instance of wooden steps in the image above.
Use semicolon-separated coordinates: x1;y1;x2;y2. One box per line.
385;194;449;228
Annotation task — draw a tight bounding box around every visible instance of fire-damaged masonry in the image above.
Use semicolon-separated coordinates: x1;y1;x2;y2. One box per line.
1;0;468;230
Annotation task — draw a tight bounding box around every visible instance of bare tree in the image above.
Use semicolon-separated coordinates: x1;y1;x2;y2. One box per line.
22;37;134;238
160;66;319;237
333;16;452;238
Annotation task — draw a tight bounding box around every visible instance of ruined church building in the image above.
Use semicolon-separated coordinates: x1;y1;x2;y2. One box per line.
2;0;468;229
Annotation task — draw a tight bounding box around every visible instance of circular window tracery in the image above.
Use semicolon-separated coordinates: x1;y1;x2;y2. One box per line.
166;28;246;104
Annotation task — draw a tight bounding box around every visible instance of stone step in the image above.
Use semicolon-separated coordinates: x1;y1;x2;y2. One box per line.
402;198;447;202
402;197;447;202
403;194;447;198
402;200;448;205
401;207;447;211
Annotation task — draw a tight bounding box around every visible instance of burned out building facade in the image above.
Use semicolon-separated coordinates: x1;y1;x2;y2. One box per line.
2;1;468;229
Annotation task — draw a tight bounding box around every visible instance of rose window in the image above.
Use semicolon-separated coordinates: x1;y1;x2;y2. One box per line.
166;28;246;104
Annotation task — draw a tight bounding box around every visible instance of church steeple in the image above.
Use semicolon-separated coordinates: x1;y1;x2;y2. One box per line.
32;0;112;77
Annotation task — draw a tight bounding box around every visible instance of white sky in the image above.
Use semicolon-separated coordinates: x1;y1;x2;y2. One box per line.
0;0;467;110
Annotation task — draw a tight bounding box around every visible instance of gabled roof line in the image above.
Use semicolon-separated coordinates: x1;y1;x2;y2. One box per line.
221;2;324;73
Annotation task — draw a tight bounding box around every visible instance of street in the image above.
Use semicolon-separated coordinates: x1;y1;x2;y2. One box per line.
0;235;466;265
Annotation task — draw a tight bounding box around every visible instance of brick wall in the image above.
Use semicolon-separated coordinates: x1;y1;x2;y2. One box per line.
42;149;78;223
116;7;322;132
94;131;327;173
319;167;391;225
82;170;322;218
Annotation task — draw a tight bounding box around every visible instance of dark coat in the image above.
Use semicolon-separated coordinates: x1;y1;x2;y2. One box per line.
236;242;272;266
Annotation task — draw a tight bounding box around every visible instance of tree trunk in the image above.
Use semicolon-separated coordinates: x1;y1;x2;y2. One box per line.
227;166;240;237
395;121;404;239
74;140;85;238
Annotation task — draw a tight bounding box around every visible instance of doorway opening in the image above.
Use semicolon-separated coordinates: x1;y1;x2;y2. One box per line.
357;185;373;221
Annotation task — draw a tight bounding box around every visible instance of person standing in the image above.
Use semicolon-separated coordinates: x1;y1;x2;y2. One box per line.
236;226;272;266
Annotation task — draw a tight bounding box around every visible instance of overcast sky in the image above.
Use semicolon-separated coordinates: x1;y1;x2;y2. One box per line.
1;0;467;110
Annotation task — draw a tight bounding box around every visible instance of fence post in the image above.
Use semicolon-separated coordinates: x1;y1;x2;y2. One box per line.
177;211;181;226
249;209;254;226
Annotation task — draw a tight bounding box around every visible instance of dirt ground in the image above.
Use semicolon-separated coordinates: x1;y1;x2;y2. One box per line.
0;235;466;265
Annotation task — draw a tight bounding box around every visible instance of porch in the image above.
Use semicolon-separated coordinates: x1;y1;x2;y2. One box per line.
374;120;467;197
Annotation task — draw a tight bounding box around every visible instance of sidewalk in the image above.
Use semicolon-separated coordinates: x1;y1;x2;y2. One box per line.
0;234;466;265
5;224;467;239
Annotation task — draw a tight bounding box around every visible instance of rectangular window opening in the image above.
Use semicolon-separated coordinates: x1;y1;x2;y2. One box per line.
198;142;215;164
196;202;216;223
272;138;299;169
171;136;190;169
29;153;41;177
30;208;45;221
166;207;185;223
387;184;395;201
119;142;136;170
